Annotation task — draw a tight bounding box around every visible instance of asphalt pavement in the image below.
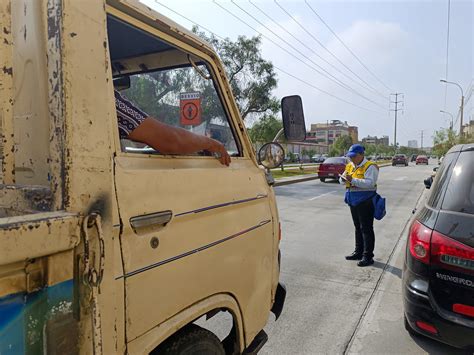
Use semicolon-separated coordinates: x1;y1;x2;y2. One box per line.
260;161;470;355
198;161;470;354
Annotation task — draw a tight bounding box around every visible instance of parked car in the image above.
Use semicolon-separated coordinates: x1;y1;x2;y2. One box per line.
392;154;408;166
311;155;325;163
416;155;429;165
318;157;347;182
285;152;301;163
403;143;474;350
410;154;418;162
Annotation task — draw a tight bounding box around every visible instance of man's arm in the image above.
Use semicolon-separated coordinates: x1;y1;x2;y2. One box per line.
128;117;231;166
350;165;379;188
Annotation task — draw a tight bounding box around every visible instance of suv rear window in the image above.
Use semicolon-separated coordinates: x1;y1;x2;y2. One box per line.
324;157;346;164
441;151;474;214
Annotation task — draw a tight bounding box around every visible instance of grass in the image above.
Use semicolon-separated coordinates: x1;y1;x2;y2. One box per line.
271;167;319;179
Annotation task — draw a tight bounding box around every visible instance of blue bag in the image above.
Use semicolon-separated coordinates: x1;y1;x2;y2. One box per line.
372;193;386;220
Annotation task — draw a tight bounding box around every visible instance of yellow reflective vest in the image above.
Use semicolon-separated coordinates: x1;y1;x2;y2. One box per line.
344;160;378;190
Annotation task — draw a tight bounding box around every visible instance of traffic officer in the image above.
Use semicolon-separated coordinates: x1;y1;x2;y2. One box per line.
340;144;379;267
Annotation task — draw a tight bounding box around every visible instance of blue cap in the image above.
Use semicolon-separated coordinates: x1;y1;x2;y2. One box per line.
346;144;365;158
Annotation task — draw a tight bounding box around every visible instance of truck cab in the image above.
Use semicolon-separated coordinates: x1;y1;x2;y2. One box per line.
0;0;304;353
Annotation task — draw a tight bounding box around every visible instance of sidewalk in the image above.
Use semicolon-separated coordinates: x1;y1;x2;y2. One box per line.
345;189;468;355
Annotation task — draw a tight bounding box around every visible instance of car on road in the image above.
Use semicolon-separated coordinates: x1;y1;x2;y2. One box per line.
392;154;408;166
311;154;325;163
415;155;429;165
318;157;347;182
403;143;474;350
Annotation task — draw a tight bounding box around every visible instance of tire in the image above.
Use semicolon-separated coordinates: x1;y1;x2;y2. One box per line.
156;324;225;355
320;178;326;182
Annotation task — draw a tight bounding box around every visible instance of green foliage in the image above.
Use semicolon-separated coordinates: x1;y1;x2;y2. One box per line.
248;114;283;143
329;135;353;156
193;27;279;121
302;149;317;160
432;128;473;157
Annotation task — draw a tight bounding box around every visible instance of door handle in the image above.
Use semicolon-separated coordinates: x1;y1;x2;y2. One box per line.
130;210;172;232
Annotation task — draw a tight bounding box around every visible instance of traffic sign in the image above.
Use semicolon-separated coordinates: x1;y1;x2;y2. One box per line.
180;92;201;126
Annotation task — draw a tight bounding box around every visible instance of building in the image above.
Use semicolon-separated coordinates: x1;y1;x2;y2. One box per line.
462;120;474;136
361;135;389;146
306;120;358;145
408;140;418;148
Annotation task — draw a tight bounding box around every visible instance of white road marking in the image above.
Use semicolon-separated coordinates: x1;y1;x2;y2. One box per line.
308;191;336;201
394;176;408;181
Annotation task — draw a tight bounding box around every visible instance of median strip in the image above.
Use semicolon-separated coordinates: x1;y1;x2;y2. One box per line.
274;162;392;186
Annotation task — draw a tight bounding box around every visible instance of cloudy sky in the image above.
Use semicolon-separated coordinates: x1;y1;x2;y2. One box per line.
142;0;473;147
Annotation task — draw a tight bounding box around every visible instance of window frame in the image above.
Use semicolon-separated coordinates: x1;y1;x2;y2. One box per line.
106;8;244;160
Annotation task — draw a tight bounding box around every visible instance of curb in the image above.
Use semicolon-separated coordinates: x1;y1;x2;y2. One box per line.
274;163;392;187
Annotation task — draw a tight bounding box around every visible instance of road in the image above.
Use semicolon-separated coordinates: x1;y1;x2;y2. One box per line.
260;161;469;354
198;161;470;354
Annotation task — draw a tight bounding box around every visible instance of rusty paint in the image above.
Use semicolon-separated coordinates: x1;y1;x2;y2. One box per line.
69;32;77;38
2;66;12;75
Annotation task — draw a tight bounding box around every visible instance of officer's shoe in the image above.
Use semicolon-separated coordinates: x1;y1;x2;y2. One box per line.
357;257;374;267
345;252;363;260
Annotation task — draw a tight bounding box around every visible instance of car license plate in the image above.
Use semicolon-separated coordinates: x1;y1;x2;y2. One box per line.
328;173;334;177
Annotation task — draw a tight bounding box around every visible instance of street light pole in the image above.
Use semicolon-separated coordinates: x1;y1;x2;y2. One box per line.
440;110;454;130
440;79;464;134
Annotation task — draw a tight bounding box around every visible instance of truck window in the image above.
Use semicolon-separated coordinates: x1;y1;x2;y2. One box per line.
106;15;240;157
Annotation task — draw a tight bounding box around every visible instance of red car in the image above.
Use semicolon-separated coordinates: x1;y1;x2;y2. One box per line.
416;155;429;165
318;157;347;182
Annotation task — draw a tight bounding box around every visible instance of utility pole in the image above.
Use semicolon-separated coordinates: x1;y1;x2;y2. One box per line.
420;130;424;151
390;93;404;151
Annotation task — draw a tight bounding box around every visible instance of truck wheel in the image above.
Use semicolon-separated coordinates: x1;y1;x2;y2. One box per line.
156;324;225;355
320;178;326;182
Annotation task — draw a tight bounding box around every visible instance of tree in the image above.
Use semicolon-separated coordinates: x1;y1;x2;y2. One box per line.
329;135;353;156
248;114;283;144
193;27;279;122
432;128;458;157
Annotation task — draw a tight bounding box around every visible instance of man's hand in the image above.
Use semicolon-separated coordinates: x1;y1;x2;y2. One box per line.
207;139;231;166
345;174;353;182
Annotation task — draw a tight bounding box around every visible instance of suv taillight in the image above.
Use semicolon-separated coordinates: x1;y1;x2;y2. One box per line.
408;220;432;264
431;231;474;275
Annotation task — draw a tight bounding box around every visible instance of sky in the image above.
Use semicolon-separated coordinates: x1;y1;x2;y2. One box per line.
142;0;473;147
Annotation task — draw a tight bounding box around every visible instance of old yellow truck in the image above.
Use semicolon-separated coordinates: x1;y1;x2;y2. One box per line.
0;0;306;353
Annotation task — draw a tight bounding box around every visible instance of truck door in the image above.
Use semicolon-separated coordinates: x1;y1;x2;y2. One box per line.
107;11;275;342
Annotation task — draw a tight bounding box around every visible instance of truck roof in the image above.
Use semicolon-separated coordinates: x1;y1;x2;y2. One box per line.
111;0;215;53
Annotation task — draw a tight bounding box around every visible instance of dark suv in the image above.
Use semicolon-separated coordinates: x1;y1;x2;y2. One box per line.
403;144;474;350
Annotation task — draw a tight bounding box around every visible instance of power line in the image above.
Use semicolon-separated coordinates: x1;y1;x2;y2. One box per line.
248;0;388;102
274;0;390;99
273;64;383;114
227;0;388;110
153;1;386;116
212;0;387;113
154;1;225;42
304;0;393;93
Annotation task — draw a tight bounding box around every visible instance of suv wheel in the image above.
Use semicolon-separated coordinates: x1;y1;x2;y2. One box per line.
155;324;225;355
320;178;326;182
